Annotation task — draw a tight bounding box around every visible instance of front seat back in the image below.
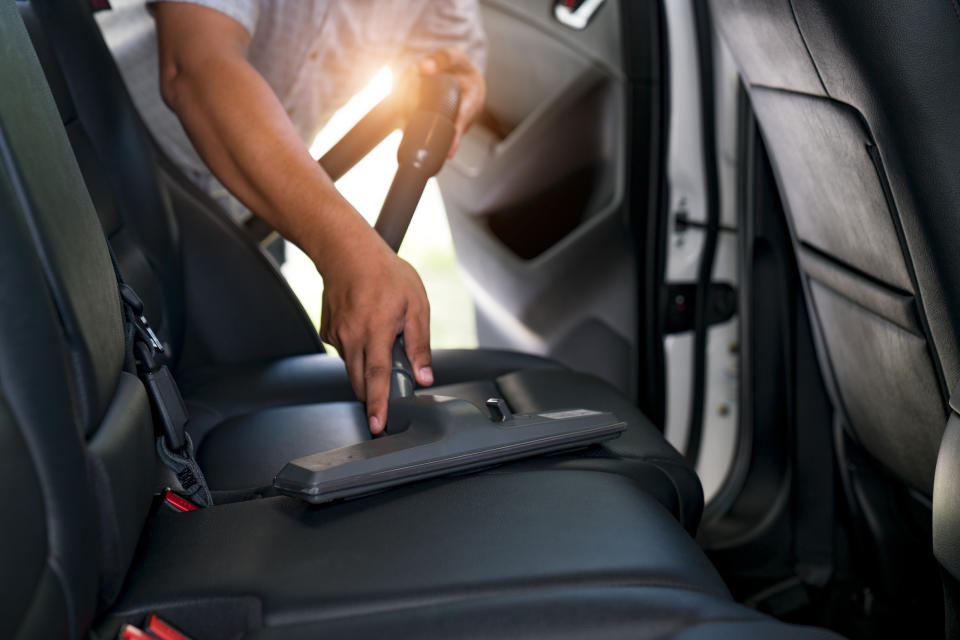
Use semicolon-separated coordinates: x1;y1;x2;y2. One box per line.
708;0;960;614
709;0;960;500
24;0;323;371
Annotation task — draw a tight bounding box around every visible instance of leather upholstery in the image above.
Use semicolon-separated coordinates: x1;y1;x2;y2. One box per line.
709;0;959;495
115;474;729;615
242;589;841;639
19;0;707;525
184;352;704;530
21;0;321;370
0;2;843;638
104;475;839;638
177;349;563;444
790;0;960;393
157;155;324;368
0;65;97;640
12;6;126;440
17;0;711;531
20;0;185;364
702;0;825;96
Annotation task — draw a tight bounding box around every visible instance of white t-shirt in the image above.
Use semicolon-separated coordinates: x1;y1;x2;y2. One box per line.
98;0;485;220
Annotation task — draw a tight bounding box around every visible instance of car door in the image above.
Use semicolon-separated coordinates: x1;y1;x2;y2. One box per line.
437;0;663;408
440;0;749;502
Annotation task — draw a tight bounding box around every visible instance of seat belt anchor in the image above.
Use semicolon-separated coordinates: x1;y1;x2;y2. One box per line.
120;283;164;352
138;315;164;353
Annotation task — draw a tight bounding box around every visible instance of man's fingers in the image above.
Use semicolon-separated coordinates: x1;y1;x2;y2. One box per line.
363;333;394;434
404;302;433;387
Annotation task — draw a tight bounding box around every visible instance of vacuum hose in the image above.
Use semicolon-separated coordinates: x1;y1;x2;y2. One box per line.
375;73;460;252
376;74;460;399
320;73;461;401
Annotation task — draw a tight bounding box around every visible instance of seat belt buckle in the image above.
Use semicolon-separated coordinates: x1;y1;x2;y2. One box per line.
142;363;189;452
162;488;199;512
118;615;192;640
138;316;164;354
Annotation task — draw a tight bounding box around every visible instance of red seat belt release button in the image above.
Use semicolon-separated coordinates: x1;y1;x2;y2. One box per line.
119;625;153;640
162;488;199;512
147;614;192;640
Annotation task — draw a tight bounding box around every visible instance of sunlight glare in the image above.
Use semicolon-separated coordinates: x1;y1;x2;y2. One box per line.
282;66;477;348
309;66;394;160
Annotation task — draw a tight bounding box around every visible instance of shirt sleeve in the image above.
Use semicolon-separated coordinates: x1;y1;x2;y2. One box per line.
401;0;487;73
146;0;259;38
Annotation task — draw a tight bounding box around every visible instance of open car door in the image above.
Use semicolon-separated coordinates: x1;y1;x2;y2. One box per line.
437;0;664;412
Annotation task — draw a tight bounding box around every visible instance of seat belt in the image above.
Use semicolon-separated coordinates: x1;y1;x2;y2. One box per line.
107;249;213;507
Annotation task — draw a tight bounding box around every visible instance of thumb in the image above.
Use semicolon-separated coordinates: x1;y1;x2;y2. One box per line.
403;305;433;387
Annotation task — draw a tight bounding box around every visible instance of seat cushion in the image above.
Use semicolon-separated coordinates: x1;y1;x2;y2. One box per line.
106;469;839;639
112;469;725;619
178;349;564;445
241;589;842;639
185;350;703;530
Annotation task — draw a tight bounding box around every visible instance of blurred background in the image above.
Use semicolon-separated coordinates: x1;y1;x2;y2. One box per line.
281;66;478;350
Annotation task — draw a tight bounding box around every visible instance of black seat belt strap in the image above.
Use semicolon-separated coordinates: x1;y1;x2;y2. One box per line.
106;248;212;507
119;285;186;452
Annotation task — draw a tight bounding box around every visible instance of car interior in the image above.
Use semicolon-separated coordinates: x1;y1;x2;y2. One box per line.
2;0;958;638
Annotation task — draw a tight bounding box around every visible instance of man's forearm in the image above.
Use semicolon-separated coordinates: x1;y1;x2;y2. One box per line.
160;36;373;271
152;2;435;433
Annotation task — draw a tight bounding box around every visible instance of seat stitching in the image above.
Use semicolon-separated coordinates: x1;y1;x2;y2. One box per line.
261;579;731;628
786;0;830;96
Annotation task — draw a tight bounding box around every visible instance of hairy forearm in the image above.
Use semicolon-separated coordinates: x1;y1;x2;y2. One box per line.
161;53;375;272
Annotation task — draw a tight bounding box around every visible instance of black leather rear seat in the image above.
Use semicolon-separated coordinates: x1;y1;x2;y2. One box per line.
0;2;843;638
22;0;705;531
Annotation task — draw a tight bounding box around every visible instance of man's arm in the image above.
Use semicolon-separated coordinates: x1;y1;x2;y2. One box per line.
153;3;433;434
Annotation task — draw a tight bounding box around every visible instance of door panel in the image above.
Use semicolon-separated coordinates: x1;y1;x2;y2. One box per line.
439;0;661;399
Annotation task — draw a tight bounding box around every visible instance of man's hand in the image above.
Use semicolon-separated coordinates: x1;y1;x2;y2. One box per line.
416;47;486;158
318;230;433;435
153;2;434;435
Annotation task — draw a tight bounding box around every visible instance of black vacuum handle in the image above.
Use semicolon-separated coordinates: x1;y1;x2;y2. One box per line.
374;73;460;252
390;336;416;399
317;94;404;182
318;72;460;185
378;74;460;397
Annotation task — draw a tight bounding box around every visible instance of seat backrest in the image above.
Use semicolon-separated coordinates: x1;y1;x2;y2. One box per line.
0;176;99;640
23;0;323;372
21;0;185;360
0;4;158;634
708;0;960;496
